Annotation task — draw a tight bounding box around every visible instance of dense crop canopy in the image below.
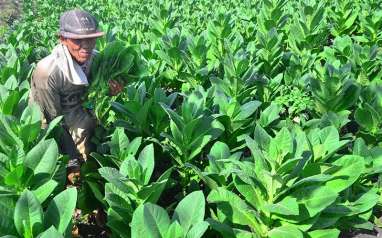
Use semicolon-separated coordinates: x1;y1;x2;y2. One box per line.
0;0;381;237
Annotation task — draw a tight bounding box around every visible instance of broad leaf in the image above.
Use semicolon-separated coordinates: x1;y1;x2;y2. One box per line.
325;155;364;193
138;144;155;185
308;229;340;238
44;187;77;233
109;127;130;157
14;190;43;237
131;203;170;238
37;226;64;238
32;180;58;203
173;191;205;232
293;185;337;217
164;221;184;238
0;196;17;235
268;225;303;238
207;187;259;228
99;167;137;194
25;139;58;177
186;221;209;238
265;197;299;216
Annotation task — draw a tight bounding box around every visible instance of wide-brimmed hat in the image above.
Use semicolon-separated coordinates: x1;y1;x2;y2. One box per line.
59;9;104;39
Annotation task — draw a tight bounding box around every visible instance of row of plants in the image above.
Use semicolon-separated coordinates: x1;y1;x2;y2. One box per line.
0;0;381;237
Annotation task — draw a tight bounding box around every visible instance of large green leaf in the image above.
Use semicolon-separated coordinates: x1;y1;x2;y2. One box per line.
259;103;280;127
333;82;360;112
254;125;271;150
1;90;20;115
160;103;185;131
14;190;44;237
131;203;170;238
188;119;224;160
90;152;115;168
19;104;41;124
125;137;143;157
206;218;236;238
138;144;155;185
308;229;340;238
32;180;58;203
209;141;230;161
24;139;58;177
99;167;137;194
0;115;23;151
37;226;64;238
269;127;293;163
268;225;303;238
164;221;184;238
106;218;130;238
293;185;337;217
325;189;379;217
173;191;205;232
355;107;376;132
4;164;26;188
265;197;299;216
186;221;209;238
19;104;42;145
355;103;381;133
104;184;134;220
120;155;143;182
207;187;259;228
44;187;77;233
325;155;364;193
137;167;172;203
185;163;218;190
0;196;17;235
233;175;266;210
234;100;261;121
109;127;130;157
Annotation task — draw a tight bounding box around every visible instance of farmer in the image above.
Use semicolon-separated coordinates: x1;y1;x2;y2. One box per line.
29;9;123;184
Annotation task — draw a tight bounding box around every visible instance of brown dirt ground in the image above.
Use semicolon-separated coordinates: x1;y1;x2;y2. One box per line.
0;0;20;41
0;0;20;26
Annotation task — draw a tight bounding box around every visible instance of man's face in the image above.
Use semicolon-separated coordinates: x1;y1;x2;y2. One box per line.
60;37;97;64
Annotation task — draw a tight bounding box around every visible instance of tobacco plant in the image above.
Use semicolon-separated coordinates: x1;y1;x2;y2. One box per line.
131;191;209;238
93;128;172;237
1;188;77;238
112;82;177;137
160;86;224;166
2;0;382;237
207;125;370;237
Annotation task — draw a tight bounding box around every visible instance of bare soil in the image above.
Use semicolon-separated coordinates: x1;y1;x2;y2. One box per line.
341;227;382;238
0;0;20;26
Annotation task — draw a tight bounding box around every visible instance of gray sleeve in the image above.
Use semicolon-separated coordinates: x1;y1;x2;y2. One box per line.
33;73;82;168
38;75;62;122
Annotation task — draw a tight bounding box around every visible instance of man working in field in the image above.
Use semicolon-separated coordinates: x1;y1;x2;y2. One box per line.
30;9;122;184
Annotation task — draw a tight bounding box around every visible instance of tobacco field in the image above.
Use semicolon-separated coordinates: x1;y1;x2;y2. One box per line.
0;0;382;237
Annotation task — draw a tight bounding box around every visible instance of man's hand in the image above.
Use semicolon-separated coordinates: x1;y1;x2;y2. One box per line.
109;80;124;96
67;166;81;186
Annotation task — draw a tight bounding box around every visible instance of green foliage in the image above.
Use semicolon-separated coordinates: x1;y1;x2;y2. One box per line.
87;41;148;123
2;188;77;237
310;64;361;114
95;128;172;237
161;87;224;166
112;82;177;137
206;126;374;237
1;0;382;237
131;191;208;238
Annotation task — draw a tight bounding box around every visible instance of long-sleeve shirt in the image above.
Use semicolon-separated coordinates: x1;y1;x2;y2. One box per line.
29;44;96;168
